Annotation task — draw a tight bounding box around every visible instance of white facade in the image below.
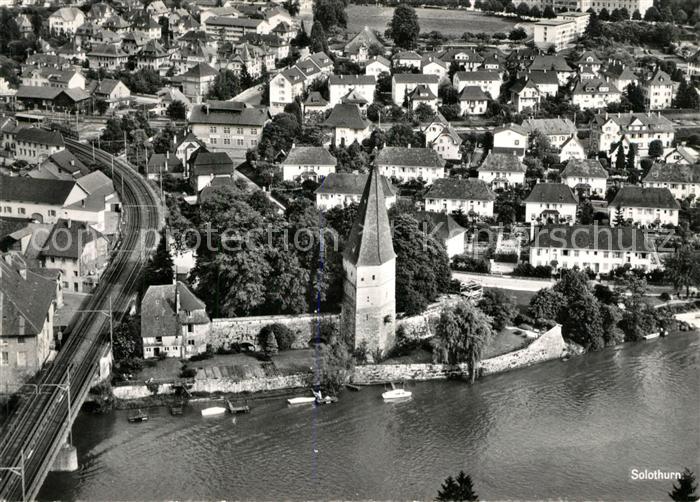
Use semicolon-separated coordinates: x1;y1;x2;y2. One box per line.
328;75;375;108
391;76;439;107
316;191;395;210
453;72;501;99
424;197;494;217
525;200;577;223
49;7;85;34
282;162;335;181
612;204;679;227
530;242;654;272
533;19;576;51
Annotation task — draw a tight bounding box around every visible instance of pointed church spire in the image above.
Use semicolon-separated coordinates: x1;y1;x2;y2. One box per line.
343;168;395;267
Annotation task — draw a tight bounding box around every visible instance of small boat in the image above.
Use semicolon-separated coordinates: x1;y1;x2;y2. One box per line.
382;382;412;401
287;396;316;405
643;332;660;340
345;384;361;392
313;390;338;405
201;406;227;417
128;409;148;423
226;400;251;414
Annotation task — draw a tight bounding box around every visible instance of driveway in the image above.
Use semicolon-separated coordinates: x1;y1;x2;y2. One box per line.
453;271;554;292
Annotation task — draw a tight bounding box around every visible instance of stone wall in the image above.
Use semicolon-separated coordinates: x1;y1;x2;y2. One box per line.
209;313;340;351
352;324;567;384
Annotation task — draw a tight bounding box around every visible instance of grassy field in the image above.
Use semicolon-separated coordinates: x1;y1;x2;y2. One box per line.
301;5;529;38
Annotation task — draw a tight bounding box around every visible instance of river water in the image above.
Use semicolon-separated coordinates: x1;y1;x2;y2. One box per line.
41;333;699;501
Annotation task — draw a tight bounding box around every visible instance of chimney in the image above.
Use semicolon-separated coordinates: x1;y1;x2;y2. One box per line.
175;282;181;312
70;159;75;166
18;316;25;336
67;219;72;228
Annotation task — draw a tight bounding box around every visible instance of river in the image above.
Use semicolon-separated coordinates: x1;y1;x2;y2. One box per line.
41;333;699;501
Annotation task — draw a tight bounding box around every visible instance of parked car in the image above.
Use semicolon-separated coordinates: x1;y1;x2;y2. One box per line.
459;281;483;302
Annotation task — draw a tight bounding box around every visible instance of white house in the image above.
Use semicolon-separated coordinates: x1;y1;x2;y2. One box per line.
423;114;463;162
558;135;586;162
322;103;371;147
315;172;396;210
560;158;608;196
493;123;528;158
522;117;577;150
375;146;445;184
49;7;85;34
477;151;526;189
524;182;578;224
365;56;391;77
281;145;337;182
530;225;657;273
268;66;305;115
416;211;467;258
423;177;495;217
642;162;700;202
610;186;680;227
328;74;376;108
591;112;675;159
458;86;489;116
394;51;422;69
453;70;501;100
572;78;621;110
15;128;65;165
391;74;439;107
643;69;674;111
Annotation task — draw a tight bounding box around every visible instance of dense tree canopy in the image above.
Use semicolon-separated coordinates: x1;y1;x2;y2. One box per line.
207;70;242;101
387;4;420;49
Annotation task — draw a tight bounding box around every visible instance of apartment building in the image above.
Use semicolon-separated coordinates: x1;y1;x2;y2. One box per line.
534;19;576;51
643;69;674;110
281;145;337;182
375;146;446;184
591;112;675;158
423;178;495;217
642;163;700;201
453;70;501;99
610;186;680;227
14;127;65;164
204;16;269;43
315;172;396;210
560;158;608;196
530;225;657;273
328;74;376;108
524;182;578;224
391;74;439;107
188;101;269;161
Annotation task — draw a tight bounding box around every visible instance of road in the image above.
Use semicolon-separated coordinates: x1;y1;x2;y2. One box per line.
453;271;554;291
0;139;163;501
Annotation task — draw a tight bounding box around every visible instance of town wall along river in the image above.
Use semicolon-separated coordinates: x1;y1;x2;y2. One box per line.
41;332;699;501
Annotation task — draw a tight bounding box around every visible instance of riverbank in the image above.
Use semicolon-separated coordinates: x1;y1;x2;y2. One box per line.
108;325;575;409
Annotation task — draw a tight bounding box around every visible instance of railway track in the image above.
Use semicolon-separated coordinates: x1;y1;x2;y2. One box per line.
0;139;162;501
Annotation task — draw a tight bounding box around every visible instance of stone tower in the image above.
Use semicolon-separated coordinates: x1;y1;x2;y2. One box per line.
340;168;396;356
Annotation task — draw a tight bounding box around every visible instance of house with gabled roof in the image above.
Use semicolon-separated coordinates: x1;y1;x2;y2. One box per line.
526;55;575;86
365;55;391;77
663;145;699;165
530;225;657;273
391;74;439;107
87;44;129;70
611;186;680;227
394;50;422;69
572;78;621;110
269;65;305;115
439;48;483;71
561;158;608;196
642;162;700;202
322;103;371;147
575;51;602;73
525;182;578;224
602;61;638;93
421;55;448;81
175;131;207;171
643;69;674;110
423;177;495;217
493;123;528;159
516;69;559;97
343;26;383;63
522;117;577;149
453;70;501;99
591;112;675;159
458;86;489;116
147;152;184;180
93;78;131;107
478;151;526;188
33;149;89;181
375;146;445;184
281;145;337;182
303;91;330;115
315;172;396;210
15;127;65;164
329;74;375;108
39;219;109;292
190;151;235;192
137;40;172;71
415;211;467;257
423;112;463;162
510;78;541;113
48;7;85;34
0;256;60;386
558;135;586;162
141;281;210;359
181;62;218;104
407;84;438;110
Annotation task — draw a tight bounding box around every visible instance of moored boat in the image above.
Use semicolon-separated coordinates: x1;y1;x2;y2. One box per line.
643;332;660;340
201;406;227;417
382;382;412;401
287;397;316;405
128;409;148;423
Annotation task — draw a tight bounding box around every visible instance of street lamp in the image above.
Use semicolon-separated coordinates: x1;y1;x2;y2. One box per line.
0;449;26;502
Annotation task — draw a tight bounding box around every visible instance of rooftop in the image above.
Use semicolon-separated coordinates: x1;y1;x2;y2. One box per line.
424;177;495;201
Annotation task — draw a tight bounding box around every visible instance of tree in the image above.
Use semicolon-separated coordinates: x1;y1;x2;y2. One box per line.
674;9;688;25
674;79;700;109
543;5;556;18
505;1;516;14
258;113;301;159
614;142;626;173
386;123;424;147
207;70;241;101
669;468;699;502
625;82;645;113
516;2;529;16
310;21;328;54
599;7;610;20
529;130;551;159
562;291;605;350
166;100;187;120
387;4;420;50
528;288;566;322
112;315;142;362
529;5;541;17
478;289;517;331
312;0;347;30
648;139;664;158
414;102;436;122
509;27;527;40
393;214;451;315
436;471;479;501
626;144;636;174
434;301;492;382
644;6;661;21
663;245;700;297
632;9;641;20
283;0;300;16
